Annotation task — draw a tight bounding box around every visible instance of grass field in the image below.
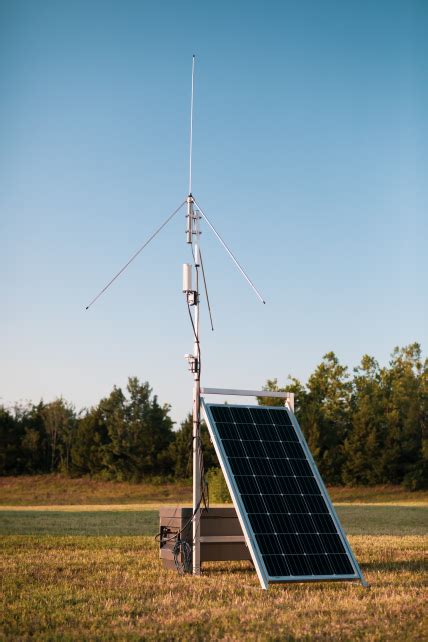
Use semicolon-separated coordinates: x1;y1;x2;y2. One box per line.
0;478;427;640
0;505;426;537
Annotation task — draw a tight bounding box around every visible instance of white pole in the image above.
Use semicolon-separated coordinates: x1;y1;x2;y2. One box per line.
187;56;201;576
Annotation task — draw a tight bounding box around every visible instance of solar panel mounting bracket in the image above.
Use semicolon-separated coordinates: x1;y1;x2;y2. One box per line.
200;387;295;412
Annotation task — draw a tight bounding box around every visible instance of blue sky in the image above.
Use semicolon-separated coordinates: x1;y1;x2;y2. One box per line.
1;0;427;424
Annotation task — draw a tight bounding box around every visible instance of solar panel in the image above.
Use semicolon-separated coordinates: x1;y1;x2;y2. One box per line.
201;401;366;590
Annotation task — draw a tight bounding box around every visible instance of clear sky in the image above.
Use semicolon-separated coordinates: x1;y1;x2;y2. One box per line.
1;0;427;425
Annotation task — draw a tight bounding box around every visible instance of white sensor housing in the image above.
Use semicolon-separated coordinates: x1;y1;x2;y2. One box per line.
194;244;200;267
183;263;192;292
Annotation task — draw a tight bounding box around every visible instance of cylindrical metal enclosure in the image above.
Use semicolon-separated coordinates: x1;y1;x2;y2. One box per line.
194;243;200;267
183;263;192;292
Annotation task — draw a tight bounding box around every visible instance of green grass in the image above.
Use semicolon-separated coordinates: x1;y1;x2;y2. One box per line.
0;505;426;537
0;510;159;536
334;505;428;536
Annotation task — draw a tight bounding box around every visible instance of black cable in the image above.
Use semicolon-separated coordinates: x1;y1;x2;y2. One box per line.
199;250;214;331
155;257;209;574
186;300;201;376
154;496;205;545
173;539;192;574
190;239;214;331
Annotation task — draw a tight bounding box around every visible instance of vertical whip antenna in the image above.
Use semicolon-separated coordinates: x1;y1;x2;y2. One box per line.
189;55;195;195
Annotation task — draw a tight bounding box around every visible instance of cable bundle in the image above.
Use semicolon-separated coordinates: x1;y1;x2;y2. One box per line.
172;538;192;574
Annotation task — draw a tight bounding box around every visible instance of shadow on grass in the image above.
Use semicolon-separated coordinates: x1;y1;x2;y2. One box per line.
363;559;427;573
199;561;255;576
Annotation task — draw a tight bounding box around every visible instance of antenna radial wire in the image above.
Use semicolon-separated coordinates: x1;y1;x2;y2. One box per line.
194;199;266;304
85;200;186;310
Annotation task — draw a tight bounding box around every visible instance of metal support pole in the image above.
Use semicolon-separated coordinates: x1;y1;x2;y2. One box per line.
191;201;201;576
187;57;201;576
192;296;201;575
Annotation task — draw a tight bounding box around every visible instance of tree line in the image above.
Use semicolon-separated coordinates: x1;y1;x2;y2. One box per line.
0;344;426;489
0;376;216;482
260;343;426;490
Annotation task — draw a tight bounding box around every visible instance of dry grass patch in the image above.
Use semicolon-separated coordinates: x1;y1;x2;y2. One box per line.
0;475;192;506
1;475;426;507
0;534;426;641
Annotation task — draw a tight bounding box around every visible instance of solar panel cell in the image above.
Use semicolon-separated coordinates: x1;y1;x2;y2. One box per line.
231;407;253;423
267;408;292;425
257;534;285;555
260;442;289;459
275;476;302;495
248;408;272;424
311;513;337;533
269;458;295;476
282;494;309;513
211;406;233;422
234;475;259;495
281;534;305;554
304;494;330;514
281;441;306;459
285;554;313;576
216;422;239;440
290;459;313;476
296;476;322;495
268;513;299;533
222;439;245;458
240;493;263;513
260;493;289;513
264;555;290;576
330;554;354;574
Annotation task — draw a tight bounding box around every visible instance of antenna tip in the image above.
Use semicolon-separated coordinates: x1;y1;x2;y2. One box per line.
85;306;89;310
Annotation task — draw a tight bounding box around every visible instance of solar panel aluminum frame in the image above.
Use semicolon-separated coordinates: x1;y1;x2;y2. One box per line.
201;399;367;590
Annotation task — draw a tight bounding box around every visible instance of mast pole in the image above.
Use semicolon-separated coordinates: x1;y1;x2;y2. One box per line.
186;55;201;575
192;226;201;576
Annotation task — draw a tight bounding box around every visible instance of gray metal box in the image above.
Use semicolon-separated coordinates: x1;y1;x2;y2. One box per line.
159;506;251;570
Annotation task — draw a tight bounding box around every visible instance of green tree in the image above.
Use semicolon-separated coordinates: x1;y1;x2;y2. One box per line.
95;378;175;481
169;413;217;479
261;354;352;484
0;406;23;474
126;377;174;477
70;406;110;476
380;344;427;488
342;355;387;485
19;402;50;473
258;377;307;420
286;353;351;484
41;399;76;473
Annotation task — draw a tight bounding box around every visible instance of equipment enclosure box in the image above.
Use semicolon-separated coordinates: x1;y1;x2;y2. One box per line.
159;507;251;570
